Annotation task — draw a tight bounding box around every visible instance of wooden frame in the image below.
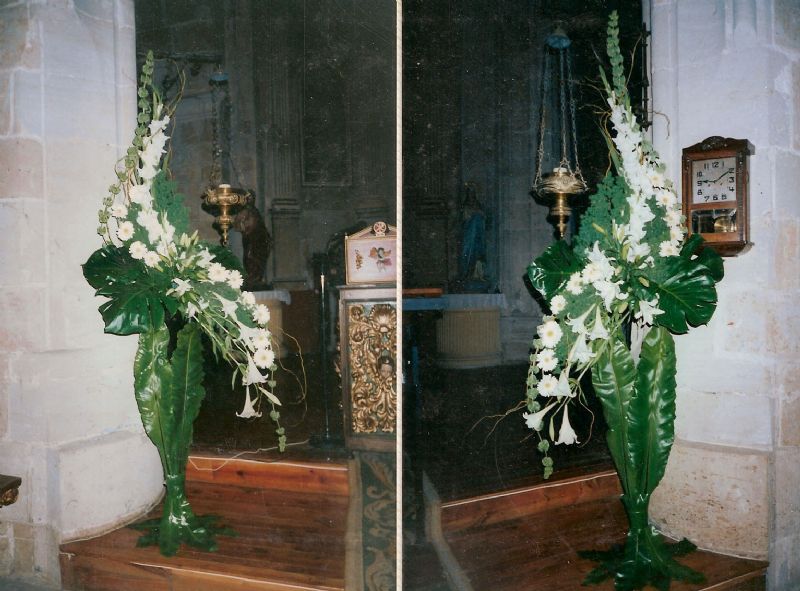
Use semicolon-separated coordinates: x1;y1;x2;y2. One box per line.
344;222;397;285
681;136;753;256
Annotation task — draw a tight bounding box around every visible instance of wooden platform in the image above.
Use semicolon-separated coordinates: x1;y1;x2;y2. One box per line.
60;453;351;591
425;469;768;591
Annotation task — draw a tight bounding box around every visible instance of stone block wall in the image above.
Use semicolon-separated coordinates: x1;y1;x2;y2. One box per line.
647;1;800;587
0;1;163;585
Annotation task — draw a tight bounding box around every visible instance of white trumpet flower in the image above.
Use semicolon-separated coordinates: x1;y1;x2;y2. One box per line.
555;405;579;445
523;402;556;432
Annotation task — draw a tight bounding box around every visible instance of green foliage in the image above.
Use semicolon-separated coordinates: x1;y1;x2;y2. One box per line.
575;173;630;252
591;333;637;498
647;256;718;334
527;240;581;300
151;172;189;237
133;320;172;470
628;327;676;495
83;245;178;335
681;234;724;282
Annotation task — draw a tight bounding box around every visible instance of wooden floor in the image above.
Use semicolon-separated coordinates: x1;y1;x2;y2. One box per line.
426;470;768;591
60;452;351;591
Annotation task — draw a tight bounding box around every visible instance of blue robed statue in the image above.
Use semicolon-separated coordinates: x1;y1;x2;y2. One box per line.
458;184;490;292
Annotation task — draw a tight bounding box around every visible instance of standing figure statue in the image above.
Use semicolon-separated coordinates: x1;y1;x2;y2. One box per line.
232;204;273;291
458;183;490;292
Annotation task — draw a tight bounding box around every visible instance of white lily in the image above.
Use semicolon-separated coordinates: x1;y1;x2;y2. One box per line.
635;298;664;326
556;369;573;398
215;294;238;318
566;307;592;335
555;405;579;445
568;335;594;365
523;402;556;431
236;387;262;419
242;354;268;386
169;278;192;297
588;307;609;341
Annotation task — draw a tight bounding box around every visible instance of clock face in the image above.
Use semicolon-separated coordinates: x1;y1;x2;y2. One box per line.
691;156;736;204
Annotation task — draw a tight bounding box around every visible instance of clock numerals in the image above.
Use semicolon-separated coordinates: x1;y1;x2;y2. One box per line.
692;157;736;205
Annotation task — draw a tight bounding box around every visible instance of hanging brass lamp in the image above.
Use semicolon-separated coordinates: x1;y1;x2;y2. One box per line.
531;26;587;239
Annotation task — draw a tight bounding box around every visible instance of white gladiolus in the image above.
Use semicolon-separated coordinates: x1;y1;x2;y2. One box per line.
129;184;152;206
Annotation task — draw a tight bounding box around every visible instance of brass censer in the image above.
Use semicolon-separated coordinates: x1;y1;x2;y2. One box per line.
202;184;252;246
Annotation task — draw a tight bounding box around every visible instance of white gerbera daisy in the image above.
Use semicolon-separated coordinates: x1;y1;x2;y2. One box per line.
536;349;558;373
129;241;147;260
253;348;275;369
254;304;270;325
537;374;559;397
116;221;134;242
537;319;563;348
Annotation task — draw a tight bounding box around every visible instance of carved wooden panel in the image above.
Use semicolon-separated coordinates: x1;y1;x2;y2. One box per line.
339;287;397;451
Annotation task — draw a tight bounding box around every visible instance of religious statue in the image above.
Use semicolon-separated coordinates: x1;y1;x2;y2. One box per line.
457;183;490;292
232;204;273;291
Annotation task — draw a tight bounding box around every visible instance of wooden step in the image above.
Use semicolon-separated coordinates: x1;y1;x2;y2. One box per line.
425;470;768;591
60;455;351;591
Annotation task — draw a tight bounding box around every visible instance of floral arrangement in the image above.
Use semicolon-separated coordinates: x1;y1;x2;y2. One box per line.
83;52;283;556
523;12;723;590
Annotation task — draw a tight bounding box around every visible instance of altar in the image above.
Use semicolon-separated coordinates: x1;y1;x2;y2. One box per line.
435;293;507;369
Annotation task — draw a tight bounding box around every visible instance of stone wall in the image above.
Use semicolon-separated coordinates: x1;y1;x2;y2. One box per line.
647;0;800;587
0;1;163;584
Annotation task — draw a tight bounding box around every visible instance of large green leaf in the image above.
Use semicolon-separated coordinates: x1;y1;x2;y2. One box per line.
649;256;718;334
591;334;638;499
627;327;677;496
83;245;177;335
527;240;581;300
133;321;173;472
681;234;724;282
167;322;206;474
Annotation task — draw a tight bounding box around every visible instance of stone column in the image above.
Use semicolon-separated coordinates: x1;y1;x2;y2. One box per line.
0;1;163;584
252;2;306;288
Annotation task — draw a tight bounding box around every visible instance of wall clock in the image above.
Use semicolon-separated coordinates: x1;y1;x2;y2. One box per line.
681;136;753;256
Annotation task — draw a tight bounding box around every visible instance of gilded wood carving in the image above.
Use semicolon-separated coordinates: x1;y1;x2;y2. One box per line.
347;303;397;434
